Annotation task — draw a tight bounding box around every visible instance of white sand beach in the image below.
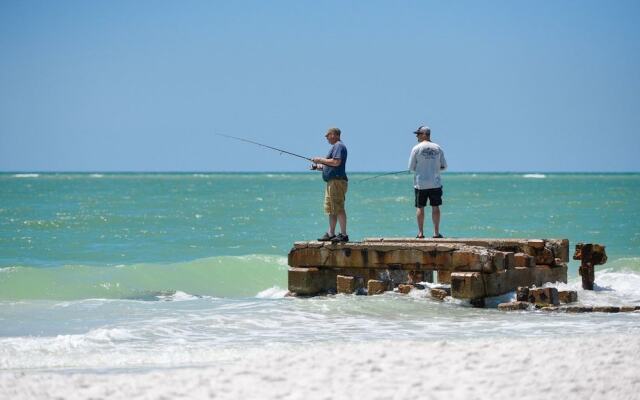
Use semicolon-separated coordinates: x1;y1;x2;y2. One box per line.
2;333;639;400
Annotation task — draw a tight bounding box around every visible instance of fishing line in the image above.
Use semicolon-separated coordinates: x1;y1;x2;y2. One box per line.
358;170;410;182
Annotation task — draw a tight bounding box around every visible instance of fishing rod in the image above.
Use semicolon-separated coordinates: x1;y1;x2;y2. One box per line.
359;170;410;182
216;133;313;162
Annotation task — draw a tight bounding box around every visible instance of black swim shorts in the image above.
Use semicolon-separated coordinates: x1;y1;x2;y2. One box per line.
414;187;443;208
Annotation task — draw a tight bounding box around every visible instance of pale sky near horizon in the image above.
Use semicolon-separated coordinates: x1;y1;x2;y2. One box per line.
1;1;639;172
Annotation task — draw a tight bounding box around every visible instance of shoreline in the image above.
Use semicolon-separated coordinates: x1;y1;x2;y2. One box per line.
2;334;639;400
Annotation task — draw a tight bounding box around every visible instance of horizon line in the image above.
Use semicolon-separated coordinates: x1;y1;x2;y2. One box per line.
2;170;640;174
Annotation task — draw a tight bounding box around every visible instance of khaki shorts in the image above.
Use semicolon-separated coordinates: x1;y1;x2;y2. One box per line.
324;179;348;215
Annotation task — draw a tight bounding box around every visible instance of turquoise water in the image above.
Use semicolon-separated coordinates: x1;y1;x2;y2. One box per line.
1;172;639;371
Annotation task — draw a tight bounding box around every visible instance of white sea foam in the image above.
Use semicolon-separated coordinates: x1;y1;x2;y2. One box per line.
255;286;288;299
90;174;104;178
594;270;640;298
12;173;39;178
85;327;138;342
156;291;201;301
523;173;546;178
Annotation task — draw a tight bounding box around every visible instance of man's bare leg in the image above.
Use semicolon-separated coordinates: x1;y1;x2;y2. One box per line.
432;206;441;237
416;207;425;237
337;210;347;235
328;214;337;236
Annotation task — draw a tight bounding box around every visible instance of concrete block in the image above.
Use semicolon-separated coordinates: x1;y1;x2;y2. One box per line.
510;267;533;289
497;301;531;311
558;290;578;304
482;270;513;297
336;275;356;294
452;250;481;270
288;267;323;295
397;284;413;294
531;265;567;286
593;306;620;313
527;239;545;249
528;287;559;306
537;247;556;265
437;270;451;284
573;243;608;265
450;272;485;300
563;306;593;313
514;253;535;268
492;251;507;271
435;243;458;252
559;239;570;262
430;288;450;301
368;279;388;295
503;252;515;269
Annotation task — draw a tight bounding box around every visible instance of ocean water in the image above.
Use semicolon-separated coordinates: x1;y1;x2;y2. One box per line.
1;172;639;371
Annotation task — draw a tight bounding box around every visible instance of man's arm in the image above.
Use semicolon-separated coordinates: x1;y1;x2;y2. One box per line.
440;150;447;171
408;148;417;172
311;157;341;167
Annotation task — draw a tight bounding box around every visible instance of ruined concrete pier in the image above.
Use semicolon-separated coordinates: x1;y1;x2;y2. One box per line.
288;237;569;304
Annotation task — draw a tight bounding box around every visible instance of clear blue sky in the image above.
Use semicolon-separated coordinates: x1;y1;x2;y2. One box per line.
1;1;639;172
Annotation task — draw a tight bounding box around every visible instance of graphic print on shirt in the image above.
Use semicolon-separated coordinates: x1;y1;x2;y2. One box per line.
419;147;440;159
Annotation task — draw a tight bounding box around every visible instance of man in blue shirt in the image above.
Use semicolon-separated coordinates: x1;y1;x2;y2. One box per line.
311;127;349;243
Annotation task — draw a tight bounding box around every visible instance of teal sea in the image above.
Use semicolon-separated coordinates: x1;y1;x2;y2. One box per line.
1;172;639;371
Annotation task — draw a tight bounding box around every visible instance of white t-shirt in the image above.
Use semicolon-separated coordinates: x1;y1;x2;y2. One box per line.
408;141;447;189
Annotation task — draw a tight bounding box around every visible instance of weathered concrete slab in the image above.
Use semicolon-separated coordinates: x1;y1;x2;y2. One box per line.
498;301;532;311
289;241;460;270
289;241;515;272
363;237;570;263
288;238;569;302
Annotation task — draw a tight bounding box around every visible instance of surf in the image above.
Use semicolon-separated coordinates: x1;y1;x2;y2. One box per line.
0;255;288;301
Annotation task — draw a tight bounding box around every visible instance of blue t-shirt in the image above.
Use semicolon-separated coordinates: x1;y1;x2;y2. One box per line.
322;141;348;182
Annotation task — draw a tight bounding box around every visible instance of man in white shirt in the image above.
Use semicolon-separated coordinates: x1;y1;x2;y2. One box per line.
408;125;447;239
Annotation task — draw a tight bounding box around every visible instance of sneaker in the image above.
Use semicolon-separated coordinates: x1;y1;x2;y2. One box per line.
317;232;336;241
331;233;349;243
432;234;443;238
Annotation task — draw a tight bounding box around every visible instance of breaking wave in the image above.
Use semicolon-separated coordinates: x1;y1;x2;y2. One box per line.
0;255;288;301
